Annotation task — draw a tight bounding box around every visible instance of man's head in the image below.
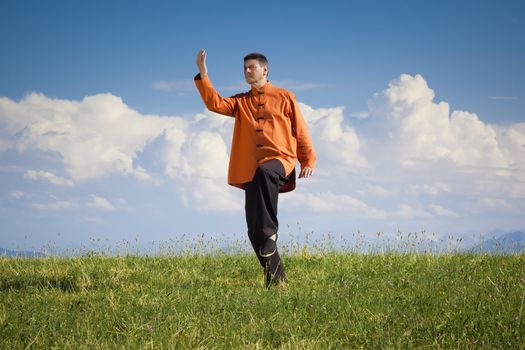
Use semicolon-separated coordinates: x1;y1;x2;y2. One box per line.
244;52;269;87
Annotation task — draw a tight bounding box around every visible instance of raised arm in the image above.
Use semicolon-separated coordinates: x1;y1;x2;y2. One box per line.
194;49;236;117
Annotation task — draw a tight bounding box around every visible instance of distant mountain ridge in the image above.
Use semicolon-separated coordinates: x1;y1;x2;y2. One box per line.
0;247;46;257
470;231;525;254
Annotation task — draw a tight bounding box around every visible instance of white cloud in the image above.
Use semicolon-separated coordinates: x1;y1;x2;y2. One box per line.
32;200;74;210
133;165;155;182
282;191;386;219
162;113;239;212
479;198;512;211
0;92;241;212
368;74;508;168
495;122;525;172
84;217;104;224
178;177;242;212
1;73;524;235
361;73;525;230
87;195;115;211
366;184;391;197
430;205;459;217
300;103;367;169
0;93;186;181
8;191;31;200
395;204;433;220
349;111;370;120
152;80;195;95
24;170;74;187
409;183;451;196
164;130;229;178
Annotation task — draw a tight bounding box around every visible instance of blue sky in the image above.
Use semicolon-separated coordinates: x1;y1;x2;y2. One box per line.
1;0;524;253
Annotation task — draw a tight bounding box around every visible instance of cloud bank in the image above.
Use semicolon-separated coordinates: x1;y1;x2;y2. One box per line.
1;74;524;236
0;92;239;211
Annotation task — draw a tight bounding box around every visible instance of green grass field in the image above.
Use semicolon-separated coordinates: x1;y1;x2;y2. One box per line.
1;252;524;349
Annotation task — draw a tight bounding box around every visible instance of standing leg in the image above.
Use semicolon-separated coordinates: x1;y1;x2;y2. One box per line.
245;159;288;286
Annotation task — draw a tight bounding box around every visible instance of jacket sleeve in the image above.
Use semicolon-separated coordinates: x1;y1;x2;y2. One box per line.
194;74;236;117
289;93;316;168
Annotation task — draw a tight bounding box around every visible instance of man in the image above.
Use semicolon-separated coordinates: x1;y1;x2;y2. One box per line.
194;49;316;287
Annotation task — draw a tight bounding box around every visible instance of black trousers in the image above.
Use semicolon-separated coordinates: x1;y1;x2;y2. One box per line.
245;159;288;285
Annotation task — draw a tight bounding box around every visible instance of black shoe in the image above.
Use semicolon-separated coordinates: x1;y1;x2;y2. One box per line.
259;236;277;257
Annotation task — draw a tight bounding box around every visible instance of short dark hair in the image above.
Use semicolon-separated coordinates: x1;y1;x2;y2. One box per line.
244;52;268;66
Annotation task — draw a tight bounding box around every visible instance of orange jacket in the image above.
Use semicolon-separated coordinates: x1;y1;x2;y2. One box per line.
194;74;316;191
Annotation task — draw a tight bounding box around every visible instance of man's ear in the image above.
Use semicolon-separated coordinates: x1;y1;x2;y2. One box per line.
264;65;269;77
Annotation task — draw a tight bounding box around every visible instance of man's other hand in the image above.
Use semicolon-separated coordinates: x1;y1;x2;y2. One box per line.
299;166;314;178
196;49;207;77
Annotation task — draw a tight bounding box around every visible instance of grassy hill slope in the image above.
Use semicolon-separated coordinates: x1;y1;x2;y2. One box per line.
1;253;524;349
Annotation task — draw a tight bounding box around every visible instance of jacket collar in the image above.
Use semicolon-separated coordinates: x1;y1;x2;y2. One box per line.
250;80;272;95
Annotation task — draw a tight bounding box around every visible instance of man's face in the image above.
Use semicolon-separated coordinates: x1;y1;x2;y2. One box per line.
244;59;268;85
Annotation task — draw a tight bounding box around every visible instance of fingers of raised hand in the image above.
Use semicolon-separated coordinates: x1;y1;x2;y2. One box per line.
196;49;206;65
299;167;314;178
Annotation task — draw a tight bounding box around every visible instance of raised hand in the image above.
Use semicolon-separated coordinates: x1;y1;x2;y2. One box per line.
299;166;314;178
196;49;208;77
